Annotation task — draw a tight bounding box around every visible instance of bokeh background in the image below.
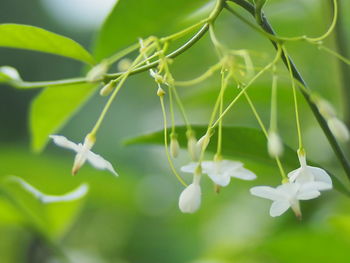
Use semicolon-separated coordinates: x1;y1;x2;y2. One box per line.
1;0;350;262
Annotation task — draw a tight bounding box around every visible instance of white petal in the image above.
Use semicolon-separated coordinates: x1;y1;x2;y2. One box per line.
207;171;231;187
270;200;290;217
50;135;80;152
229;167;256;180
178;183;201;213
308;166;332;185
10;176;89;203
297;190;320;200
276;183;299;198
300;181;332;192
180;162;198;174
219;160;243;171
86;151;118;176
250;186;282;201
287;168;302;182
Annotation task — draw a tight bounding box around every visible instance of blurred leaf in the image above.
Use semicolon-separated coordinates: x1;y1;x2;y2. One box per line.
126;125;297;167
93;0;210;60
1;177;88;240
125;125;350;195
0;24;95;64
30;83;97;152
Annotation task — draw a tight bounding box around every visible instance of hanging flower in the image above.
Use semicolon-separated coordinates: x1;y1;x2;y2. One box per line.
178;170;201;213
50;135;118;176
288;150;332;190
181;159;256;187
250;182;322;218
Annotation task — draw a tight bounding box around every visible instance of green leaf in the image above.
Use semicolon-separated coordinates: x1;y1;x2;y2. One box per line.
125;125;350;195
30;83;97;152
0;24;95;64
1;176;88;240
93;0;209;60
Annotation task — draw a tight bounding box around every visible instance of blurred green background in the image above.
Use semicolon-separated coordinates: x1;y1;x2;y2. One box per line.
1;0;350;262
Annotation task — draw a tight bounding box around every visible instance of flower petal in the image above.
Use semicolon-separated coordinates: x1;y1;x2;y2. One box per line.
207;171;231;187
50;135;80;152
287;167;302;182
297;189;320;200
270;200;290;217
180;162;198;174
300;181;332;192
219;160;243;171
308;166;332;185
86;151;118;176
229;167;256;180
250;186;282;201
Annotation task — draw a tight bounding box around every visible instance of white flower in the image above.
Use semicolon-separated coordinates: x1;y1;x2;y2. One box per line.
327;117;350;142
250;182;322;218
267;131;283;157
288;151;332;190
50;135;118;176
10;176;89;203
178;175;201;213
181;160;256;187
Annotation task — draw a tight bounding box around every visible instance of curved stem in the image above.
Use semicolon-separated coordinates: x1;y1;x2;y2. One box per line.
228;0;350;182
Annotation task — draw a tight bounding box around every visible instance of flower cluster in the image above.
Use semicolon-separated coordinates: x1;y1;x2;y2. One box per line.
250;150;332;218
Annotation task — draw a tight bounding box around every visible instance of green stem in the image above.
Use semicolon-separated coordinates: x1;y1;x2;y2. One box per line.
331;0;350;125
228;0;350;182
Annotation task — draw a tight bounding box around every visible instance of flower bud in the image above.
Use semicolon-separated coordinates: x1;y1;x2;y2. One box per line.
170;133;180;158
267;131;283;157
0;66;21;82
178;182;201;213
157;87;165;97
117;58;132;72
186;131;198;161
327;117;350;142
86;62;108;82
100;80;117;96
316;98;336;118
196;133;210;153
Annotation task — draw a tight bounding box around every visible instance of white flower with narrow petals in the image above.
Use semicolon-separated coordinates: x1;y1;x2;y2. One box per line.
288;151;332;191
181;160;256;187
50;134;118;176
178;175;201;213
250;182;322;218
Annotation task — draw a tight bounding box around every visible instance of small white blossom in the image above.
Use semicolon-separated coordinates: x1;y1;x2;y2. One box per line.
250;182;322;218
50;135;118;176
288;151;332;190
267;131;283;157
181;160;256;187
178;174;201;213
327;117;350;142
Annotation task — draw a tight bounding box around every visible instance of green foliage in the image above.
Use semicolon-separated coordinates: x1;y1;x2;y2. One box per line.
93;0;209;60
30;83;98;152
0;24;95;64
